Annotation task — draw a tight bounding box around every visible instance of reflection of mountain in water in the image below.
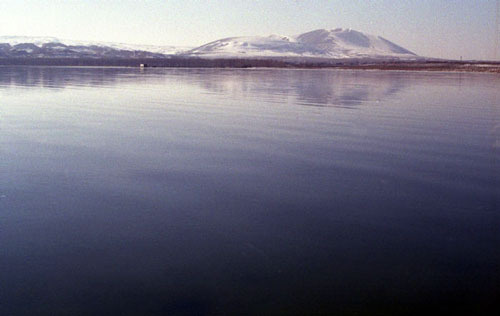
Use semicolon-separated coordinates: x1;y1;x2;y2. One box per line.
0;66;138;90
0;67;409;107
185;70;409;108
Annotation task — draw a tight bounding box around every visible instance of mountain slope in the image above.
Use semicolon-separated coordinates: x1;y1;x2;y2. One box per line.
0;29;417;59
185;28;417;59
0;36;188;58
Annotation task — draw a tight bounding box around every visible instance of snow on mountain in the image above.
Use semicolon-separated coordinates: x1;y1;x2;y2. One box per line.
0;29;417;59
184;35;311;57
185;28;417;59
296;28;416;57
0;36;61;46
0;36;190;56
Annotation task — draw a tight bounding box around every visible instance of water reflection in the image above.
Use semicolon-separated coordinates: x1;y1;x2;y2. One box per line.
1;66;498;315
0;66;410;108
0;66;134;89
186;70;410;108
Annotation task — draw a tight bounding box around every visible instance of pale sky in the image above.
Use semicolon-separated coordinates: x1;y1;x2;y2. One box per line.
0;0;497;60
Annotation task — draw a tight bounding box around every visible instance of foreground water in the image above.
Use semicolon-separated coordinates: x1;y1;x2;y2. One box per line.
0;67;498;315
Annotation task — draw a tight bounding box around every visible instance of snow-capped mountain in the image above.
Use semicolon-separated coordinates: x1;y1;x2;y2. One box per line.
0;29;417;59
186;28;417;58
0;36;188;58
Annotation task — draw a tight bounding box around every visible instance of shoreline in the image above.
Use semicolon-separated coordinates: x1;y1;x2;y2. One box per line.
0;58;499;73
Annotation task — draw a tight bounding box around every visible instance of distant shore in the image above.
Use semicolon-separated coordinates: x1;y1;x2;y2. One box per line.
0;58;499;73
337;62;500;73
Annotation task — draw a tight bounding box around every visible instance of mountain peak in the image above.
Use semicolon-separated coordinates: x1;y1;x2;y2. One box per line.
0;28;417;59
188;28;417;58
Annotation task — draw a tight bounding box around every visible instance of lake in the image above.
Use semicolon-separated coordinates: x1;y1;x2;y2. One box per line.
0;67;498;315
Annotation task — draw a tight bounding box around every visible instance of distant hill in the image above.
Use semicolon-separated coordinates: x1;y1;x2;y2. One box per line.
0;29;418;60
186;28;417;59
0;36;182;58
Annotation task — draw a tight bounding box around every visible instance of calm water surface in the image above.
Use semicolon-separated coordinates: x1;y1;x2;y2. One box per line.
0;67;499;315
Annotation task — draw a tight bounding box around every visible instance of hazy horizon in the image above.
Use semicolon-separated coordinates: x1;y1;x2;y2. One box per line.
0;0;498;61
